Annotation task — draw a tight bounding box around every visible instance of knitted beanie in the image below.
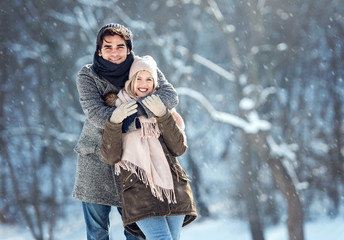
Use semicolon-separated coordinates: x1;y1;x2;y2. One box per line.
96;23;133;51
129;56;158;84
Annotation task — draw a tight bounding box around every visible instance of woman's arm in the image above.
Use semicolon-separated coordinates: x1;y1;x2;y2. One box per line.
101;100;138;164
100;120;123;165
156;111;187;157
142;95;186;156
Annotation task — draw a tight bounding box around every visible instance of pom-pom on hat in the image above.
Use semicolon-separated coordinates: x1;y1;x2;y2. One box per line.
129;56;158;83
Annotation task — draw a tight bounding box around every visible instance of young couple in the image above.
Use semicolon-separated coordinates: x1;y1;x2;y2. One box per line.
73;23;197;240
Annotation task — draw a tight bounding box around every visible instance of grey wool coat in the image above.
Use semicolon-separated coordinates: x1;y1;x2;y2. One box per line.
72;63;178;207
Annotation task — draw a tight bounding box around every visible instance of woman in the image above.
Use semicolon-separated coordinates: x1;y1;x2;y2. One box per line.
101;55;197;239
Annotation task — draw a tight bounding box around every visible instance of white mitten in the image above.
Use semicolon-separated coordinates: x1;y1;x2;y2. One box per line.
142;95;167;117
110;101;138;123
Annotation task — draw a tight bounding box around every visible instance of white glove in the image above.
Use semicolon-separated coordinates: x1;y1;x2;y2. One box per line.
142;95;167;117
110;101;138;124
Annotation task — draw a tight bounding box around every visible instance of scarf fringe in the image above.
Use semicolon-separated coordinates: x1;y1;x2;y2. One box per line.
115;160;177;204
140;121;161;139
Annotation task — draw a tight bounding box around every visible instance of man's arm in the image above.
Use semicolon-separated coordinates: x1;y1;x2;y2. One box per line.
76;67;116;128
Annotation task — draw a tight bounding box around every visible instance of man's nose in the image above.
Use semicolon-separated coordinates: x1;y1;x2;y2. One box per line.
110;49;119;54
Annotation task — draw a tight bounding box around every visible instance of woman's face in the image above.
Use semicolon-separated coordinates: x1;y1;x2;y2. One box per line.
135;70;154;98
98;35;129;64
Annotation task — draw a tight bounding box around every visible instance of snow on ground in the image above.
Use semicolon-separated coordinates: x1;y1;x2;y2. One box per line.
1;214;343;240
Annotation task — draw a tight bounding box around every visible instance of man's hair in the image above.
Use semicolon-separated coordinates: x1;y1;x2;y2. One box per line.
96;23;133;51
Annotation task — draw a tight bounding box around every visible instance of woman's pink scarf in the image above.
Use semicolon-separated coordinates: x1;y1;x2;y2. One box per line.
114;90;177;204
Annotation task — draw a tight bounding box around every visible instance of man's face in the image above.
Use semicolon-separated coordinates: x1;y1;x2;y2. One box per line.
98;35;130;64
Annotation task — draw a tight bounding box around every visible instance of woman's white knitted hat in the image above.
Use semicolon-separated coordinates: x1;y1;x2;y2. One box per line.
129;55;158;83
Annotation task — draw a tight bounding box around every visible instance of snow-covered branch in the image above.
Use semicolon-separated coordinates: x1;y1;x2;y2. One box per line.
192;54;235;82
176;87;271;134
267;135;308;190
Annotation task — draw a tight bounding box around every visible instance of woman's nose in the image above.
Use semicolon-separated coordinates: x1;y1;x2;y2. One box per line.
139;80;146;86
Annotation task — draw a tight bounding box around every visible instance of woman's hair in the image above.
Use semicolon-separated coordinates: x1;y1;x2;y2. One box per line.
124;70;158;98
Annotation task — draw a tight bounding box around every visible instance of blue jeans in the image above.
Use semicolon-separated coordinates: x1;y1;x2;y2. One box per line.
136;215;185;240
82;202;141;240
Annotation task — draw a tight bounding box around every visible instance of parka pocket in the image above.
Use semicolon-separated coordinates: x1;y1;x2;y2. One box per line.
122;172;140;191
74;144;97;155
165;154;190;182
170;160;190;182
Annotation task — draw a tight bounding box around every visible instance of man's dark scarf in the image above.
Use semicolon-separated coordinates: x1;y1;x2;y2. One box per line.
93;51;135;89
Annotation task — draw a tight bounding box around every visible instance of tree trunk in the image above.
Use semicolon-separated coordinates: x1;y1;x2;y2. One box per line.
241;135;265;240
267;159;304;240
252;133;304;240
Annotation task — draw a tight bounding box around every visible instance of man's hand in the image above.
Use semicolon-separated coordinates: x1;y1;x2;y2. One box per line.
142;95;167;117
110;101;138;123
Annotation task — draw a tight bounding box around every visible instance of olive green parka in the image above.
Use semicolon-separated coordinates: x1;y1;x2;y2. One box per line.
101;110;197;239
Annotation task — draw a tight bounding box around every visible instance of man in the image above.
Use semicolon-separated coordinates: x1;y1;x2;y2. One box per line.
72;23;178;240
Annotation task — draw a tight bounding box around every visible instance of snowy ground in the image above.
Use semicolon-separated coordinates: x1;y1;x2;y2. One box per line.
1;213;343;240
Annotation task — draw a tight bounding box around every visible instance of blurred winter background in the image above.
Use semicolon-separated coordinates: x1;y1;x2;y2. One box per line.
1;0;344;239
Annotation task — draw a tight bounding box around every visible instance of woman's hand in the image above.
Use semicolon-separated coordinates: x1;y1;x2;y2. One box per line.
110;101;138;123
142;95;167;117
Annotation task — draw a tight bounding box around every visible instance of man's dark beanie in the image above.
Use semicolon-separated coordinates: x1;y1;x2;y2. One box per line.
96;23;133;51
